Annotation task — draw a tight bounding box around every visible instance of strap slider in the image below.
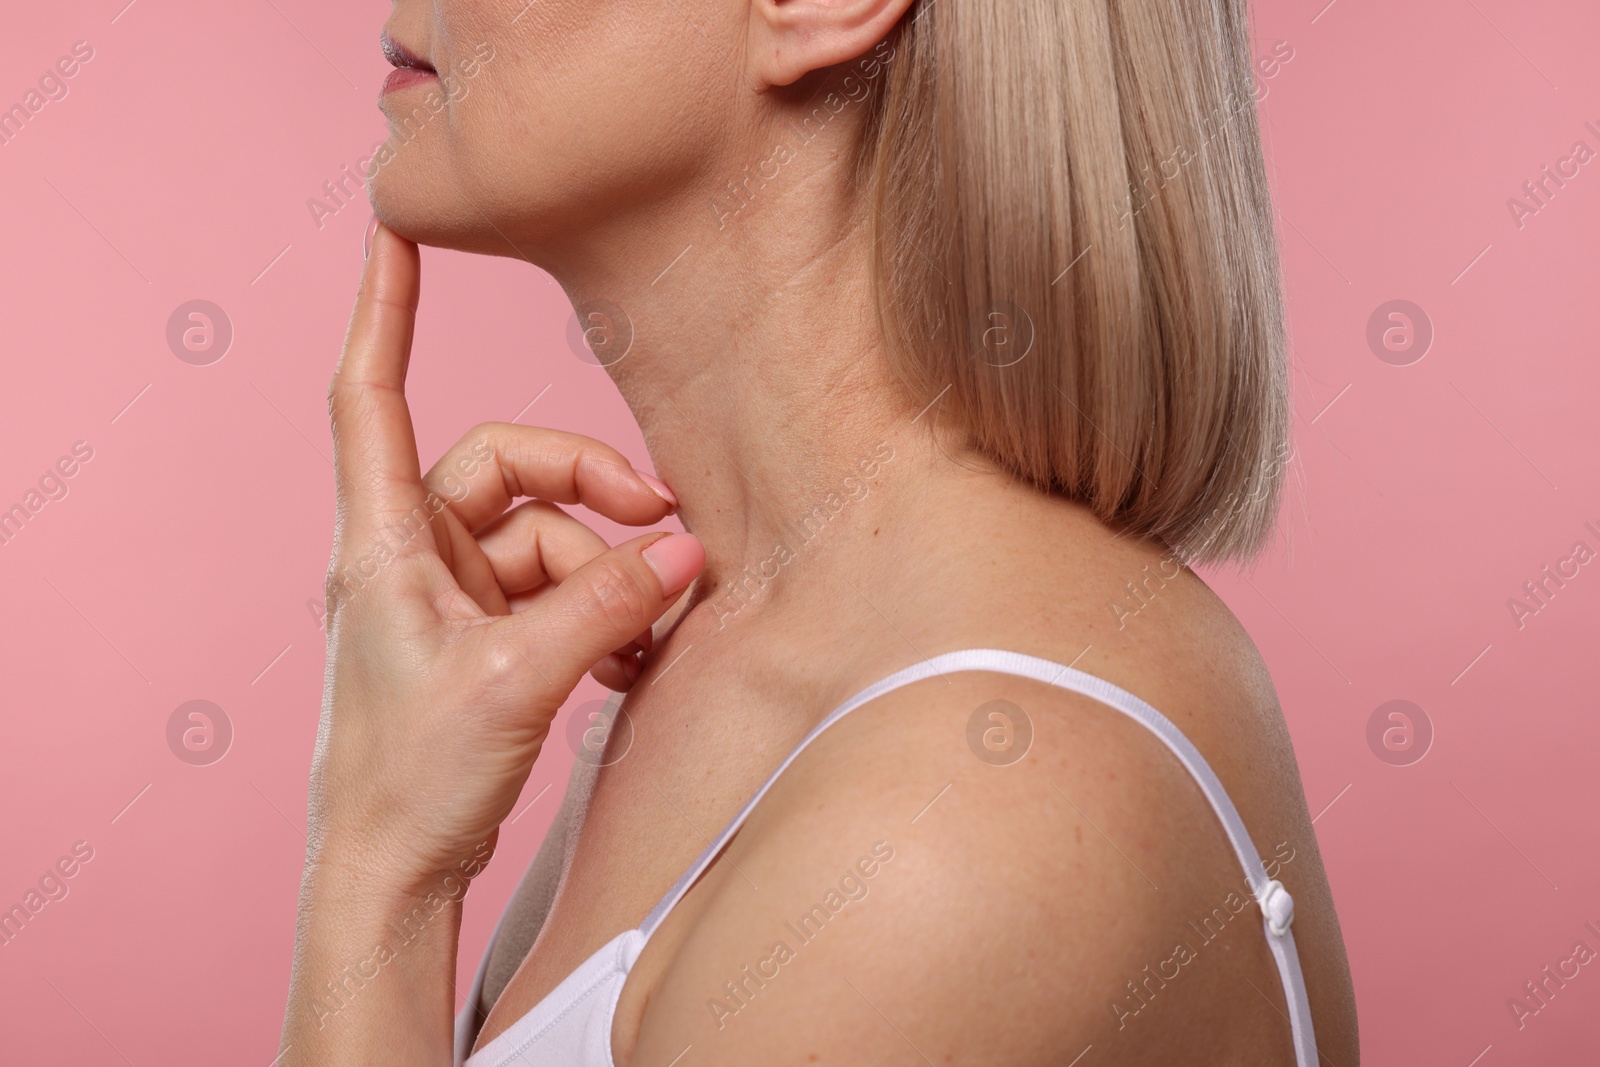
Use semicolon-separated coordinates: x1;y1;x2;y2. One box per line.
1260;879;1294;937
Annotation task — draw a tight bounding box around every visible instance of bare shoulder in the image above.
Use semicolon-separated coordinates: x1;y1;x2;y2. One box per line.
625;557;1357;1065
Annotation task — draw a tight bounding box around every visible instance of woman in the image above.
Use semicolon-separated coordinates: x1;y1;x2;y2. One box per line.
280;0;1359;1063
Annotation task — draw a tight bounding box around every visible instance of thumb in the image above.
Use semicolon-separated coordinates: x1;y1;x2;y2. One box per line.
498;531;704;693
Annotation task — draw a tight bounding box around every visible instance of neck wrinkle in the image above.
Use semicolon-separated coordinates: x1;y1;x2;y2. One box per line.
554;197;938;634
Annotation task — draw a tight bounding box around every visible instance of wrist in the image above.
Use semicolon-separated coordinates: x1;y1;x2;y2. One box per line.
305;823;496;914
284;855;467;1061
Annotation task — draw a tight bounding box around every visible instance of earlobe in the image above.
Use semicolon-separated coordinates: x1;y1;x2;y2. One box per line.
747;0;915;87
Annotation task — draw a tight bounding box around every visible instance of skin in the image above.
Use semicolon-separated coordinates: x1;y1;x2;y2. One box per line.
279;0;1361;1064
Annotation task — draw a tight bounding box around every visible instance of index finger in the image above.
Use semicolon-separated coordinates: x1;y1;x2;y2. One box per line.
327;221;430;537
423;424;678;534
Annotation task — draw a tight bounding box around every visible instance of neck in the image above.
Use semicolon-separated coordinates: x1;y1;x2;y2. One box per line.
537;182;1133;717
548;160;955;634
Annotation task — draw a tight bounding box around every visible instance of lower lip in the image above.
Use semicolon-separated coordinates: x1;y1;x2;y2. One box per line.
381;66;438;97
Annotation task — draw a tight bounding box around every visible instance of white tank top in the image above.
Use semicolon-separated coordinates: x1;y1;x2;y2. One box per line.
455;648;1319;1067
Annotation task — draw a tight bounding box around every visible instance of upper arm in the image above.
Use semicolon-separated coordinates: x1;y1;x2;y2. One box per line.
623;671;1271;1066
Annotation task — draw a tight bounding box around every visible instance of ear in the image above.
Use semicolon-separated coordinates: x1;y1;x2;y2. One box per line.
747;0;917;88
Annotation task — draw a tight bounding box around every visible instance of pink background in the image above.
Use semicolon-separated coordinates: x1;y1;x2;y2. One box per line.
1;0;1596;1062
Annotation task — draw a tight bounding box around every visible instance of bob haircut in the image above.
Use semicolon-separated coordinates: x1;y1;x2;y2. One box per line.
860;0;1290;564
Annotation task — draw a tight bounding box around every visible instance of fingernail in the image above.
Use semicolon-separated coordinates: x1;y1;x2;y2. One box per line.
633;468;677;508
641;533;703;597
364;214;380;261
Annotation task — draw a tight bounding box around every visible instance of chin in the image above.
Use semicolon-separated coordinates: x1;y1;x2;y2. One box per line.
364;142;521;259
368;183;494;258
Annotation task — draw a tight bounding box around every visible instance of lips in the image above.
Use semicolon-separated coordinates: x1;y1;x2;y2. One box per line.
379;32;438;97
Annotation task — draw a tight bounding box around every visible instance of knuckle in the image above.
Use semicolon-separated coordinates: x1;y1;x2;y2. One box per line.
322;555;343;592
430;424;499;499
326;375;377;440
325;376;346;422
321;562;351;619
579;560;651;632
475;642;528;690
326;369;359;410
321;567;342;606
461;423;500;464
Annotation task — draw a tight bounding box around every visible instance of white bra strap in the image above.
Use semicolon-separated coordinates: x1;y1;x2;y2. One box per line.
637;648;1318;1067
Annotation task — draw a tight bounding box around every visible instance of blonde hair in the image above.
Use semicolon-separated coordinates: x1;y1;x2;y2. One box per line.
861;0;1289;564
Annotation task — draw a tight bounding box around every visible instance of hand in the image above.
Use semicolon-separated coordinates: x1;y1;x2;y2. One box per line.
310;222;704;899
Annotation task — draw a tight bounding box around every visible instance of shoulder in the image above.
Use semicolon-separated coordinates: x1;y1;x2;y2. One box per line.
627;634;1307;1064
